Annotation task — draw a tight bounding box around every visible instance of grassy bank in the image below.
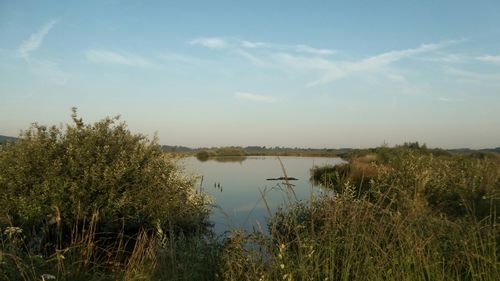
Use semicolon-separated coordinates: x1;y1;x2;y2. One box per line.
226;144;499;280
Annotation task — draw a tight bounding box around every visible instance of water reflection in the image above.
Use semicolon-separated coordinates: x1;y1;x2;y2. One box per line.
196;155;247;163
182;156;345;234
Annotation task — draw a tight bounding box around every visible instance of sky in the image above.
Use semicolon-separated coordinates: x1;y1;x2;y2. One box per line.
0;0;499;149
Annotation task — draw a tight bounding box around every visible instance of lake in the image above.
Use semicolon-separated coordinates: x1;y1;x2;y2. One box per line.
182;156;345;234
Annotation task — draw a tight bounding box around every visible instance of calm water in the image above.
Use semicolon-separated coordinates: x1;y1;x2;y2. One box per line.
182;156;345;234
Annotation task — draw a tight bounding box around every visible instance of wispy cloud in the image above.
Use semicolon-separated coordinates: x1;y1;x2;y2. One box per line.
274;53;337;70
189;37;228;49
353;41;452;67
295;45;336;56
477;55;500;64
158;52;206;65
438;97;452;102
18;19;58;60
445;66;500;82
234;92;277;103
85;50;154;67
191;37;463;87
309;40;460;86
437;96;466;103
239;39;336;56
240;40;269;48
14;19;68;85
422;53;465;63
232;50;274;67
192;37;337;57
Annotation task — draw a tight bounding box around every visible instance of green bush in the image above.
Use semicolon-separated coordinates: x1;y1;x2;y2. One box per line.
0;109;210;243
214;147;247;157
195;150;211;161
310;164;349;189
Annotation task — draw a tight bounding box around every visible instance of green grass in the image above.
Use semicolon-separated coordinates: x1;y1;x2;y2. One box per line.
219;147;499;280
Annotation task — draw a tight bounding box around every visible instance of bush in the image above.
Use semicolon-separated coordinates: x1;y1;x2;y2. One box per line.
195;150;211;161
214;147;247;156
310;164;349;189
0;109;210;245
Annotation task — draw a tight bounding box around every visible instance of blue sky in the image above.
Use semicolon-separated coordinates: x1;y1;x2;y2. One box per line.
1;0;499;148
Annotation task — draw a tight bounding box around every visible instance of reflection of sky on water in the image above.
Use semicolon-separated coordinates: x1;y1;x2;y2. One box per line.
182;156;345;234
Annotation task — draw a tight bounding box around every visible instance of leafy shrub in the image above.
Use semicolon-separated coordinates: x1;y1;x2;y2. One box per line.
195;150;212;161
0;109;210;245
214;147;247;156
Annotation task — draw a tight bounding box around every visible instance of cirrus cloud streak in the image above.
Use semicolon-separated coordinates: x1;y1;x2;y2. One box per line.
234;92;277;103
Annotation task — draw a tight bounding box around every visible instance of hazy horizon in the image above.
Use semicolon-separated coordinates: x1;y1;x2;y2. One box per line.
1;1;499;149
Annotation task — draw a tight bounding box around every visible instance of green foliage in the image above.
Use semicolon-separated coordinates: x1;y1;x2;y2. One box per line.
215;147;247;157
310;164;350;189
196;150;212;161
313;145;499;220
0;109;210;240
195;147;247;162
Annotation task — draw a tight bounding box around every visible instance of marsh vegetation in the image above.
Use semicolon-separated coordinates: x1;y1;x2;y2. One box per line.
1;115;498;280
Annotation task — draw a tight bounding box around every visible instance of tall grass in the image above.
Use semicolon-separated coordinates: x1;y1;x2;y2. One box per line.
216;200;498;280
218;149;499;281
1;215;220;281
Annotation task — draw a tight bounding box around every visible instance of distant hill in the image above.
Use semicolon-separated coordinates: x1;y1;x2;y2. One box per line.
0;135;17;143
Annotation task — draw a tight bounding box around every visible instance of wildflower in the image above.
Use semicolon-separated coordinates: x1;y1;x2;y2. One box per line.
280;263;285;269
41;273;56;280
3;226;22;237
